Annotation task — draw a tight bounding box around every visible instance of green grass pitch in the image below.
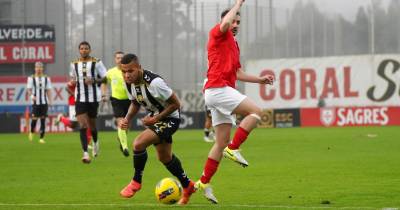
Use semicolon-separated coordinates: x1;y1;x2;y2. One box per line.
1;127;400;210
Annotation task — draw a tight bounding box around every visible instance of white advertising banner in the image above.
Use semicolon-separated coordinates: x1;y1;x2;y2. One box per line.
245;54;400;109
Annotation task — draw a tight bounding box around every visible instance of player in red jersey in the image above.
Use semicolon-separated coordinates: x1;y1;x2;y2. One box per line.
55;81;92;145
195;0;275;204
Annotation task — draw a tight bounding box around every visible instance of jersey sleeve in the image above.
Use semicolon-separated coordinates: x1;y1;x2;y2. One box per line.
148;78;173;101
96;60;107;78
69;63;76;78
46;77;52;89
105;69;112;83
210;24;225;39
27;77;33;89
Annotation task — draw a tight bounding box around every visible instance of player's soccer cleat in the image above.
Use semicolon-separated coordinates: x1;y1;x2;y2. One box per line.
119;143;130;157
55;113;63;126
203;136;214;143
178;180;196;205
92;141;99;157
120;180;141;198
82;151;91;164
194;180;218;204
39;139;45;144
28;132;34;142
223;147;249;167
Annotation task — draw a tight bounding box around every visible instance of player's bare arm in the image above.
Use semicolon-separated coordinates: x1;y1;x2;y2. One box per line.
237;68;274;84
46;89;53;106
220;0;244;33
141;93;180;126
120;101;140;130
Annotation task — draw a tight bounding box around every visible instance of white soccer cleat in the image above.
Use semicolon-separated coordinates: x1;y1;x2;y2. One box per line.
82;151;91;164
223;147;249;167
203;136;214;143
92;141;99;157
194;180;218;204
39;139;46;144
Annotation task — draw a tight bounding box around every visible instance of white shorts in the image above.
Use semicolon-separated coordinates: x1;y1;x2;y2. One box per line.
69;105;77;122
204;86;246;126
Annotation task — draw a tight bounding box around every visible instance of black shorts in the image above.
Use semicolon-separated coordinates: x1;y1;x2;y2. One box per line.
148;117;181;144
110;97;130;118
75;102;99;118
31;104;48;118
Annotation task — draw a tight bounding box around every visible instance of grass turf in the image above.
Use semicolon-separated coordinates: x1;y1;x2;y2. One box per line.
0;127;400;210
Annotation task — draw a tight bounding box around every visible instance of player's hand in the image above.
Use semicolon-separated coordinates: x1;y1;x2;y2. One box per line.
236;0;245;6
31;95;36;101
84;77;94;85
259;74;275;85
119;118;129;130
141;116;157;126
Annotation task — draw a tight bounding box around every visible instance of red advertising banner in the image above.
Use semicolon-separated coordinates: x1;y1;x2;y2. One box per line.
301;106;400;127
0;42;55;63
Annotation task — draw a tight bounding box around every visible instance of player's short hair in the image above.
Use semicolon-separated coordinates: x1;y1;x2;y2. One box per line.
221;9;240;19
78;41;91;49
114;51;124;56
121;53;139;65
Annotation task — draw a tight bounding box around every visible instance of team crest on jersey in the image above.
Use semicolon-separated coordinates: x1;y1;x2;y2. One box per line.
320;107;336;127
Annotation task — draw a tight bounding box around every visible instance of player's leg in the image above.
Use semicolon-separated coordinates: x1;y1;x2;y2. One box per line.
112;98;130;156
87;102;99;157
29;105;38;141
155;142;196;205
38;105;48;143
120;129;158;198
226;97;262;153
76;102;91;163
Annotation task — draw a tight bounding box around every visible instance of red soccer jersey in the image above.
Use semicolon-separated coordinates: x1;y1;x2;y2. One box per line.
204;24;241;89
67;83;76;105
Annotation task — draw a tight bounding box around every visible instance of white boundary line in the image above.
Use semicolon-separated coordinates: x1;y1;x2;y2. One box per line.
0;203;395;209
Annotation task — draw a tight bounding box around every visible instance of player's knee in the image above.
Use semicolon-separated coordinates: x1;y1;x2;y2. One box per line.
133;139;145;151
157;153;172;164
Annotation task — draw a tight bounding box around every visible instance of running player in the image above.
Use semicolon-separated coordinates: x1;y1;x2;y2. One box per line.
70;41;107;163
101;51;131;156
27;62;52;144
118;54;196;205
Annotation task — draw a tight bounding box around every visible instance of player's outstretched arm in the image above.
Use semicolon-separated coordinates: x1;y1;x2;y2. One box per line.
220;0;244;33
237;68;274;85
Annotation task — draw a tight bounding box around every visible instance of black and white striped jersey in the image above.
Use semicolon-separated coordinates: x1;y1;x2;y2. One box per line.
69;57;107;103
26;75;52;105
124;70;180;119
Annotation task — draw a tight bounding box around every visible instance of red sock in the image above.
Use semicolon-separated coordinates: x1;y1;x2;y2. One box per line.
200;158;219;184
60;116;72;128
86;129;92;145
228;126;249;150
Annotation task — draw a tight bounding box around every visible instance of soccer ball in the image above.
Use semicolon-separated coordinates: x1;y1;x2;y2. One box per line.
155;177;182;204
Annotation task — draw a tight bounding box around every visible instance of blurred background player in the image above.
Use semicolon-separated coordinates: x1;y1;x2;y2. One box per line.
27;61;52;144
55;81;92;147
70;41;107;163
101;51;131;157
195;0;275;203
118;54;196;205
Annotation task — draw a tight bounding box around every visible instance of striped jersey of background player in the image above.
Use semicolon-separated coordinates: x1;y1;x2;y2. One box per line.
69;41;107;164
26;61;52;144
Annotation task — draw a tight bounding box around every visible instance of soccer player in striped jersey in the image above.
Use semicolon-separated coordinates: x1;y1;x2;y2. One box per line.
101;51;131;157
69;41;107;163
118;54;196;205
27;61;52;144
